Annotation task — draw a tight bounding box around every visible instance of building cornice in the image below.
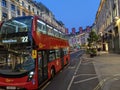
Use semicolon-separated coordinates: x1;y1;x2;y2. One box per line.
95;0;105;22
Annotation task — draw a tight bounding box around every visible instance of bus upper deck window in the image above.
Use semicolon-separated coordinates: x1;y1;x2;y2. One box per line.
37;20;46;34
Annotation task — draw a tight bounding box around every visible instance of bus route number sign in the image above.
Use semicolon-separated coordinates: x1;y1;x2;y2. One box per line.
21;36;28;43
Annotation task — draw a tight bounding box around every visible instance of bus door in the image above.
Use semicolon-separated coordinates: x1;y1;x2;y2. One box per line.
60;49;64;68
38;51;48;84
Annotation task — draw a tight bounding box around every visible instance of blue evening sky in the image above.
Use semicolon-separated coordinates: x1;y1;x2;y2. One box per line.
35;0;100;33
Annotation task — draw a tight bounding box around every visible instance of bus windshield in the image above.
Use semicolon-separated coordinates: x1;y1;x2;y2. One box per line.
0;16;32;34
0;16;35;75
0;16;33;45
0;47;35;75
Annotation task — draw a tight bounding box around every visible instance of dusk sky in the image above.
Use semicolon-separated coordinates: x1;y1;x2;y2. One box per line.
35;0;100;33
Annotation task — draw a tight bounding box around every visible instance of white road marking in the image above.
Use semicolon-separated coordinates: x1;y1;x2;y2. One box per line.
74;76;98;84
41;81;51;90
67;58;82;90
74;74;97;78
94;74;120;90
68;66;76;69
74;58;82;75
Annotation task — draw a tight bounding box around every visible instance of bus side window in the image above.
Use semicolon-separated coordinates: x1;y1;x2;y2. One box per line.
49;50;55;62
37;22;42;32
61;33;65;39
47;25;54;36
37;20;46;34
54;29;59;38
38;53;42;67
64;48;68;55
55;50;60;58
42;25;46;34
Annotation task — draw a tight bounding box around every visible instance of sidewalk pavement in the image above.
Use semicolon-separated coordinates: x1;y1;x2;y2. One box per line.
84;51;120;90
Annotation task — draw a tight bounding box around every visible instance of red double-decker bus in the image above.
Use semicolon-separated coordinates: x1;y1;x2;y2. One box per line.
0;16;70;90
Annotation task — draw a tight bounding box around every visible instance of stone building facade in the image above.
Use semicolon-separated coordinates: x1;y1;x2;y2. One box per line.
67;26;91;50
0;0;66;33
95;0;120;53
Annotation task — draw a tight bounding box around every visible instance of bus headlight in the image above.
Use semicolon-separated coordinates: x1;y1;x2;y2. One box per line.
27;71;34;81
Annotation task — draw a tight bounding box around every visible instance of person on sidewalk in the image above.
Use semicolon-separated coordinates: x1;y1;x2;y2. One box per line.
97;47;101;55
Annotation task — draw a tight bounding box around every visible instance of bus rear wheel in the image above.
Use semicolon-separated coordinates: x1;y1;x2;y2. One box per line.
65;59;69;65
51;68;55;78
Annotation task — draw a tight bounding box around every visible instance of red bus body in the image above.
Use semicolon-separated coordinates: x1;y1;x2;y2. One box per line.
0;16;70;89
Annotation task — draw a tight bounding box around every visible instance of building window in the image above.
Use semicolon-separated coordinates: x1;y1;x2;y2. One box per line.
11;4;15;11
17;9;20;15
2;0;7;7
32;8;34;13
22;12;25;16
22;1;25;7
16;0;19;2
2;12;8;21
37;11;39;15
28;5;31;10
